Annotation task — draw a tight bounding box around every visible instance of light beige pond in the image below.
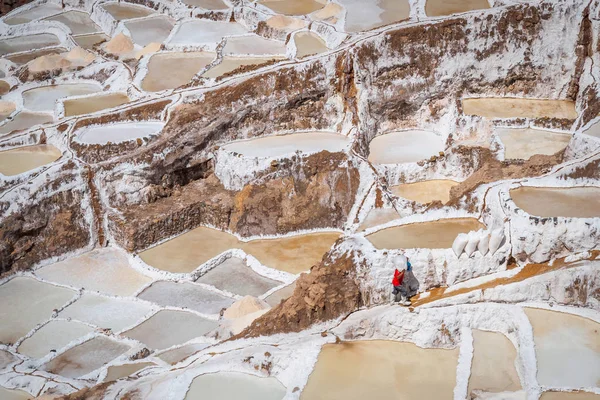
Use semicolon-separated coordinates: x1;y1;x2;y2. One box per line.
425;0;490;17
294;31;329;58
17;320;94;359
264;282;296;307
583;119;600;138
468;330;521;394
3;3;62;25
367;218;484;249
202;56;285;79
541;393;600;400
180;0;228;8
359;208;400;231
496;128;571;160
0;277;75;345
223;35;286;56
123;310;217;350
43;336;130;379
5;47;65;65
73;33;109;50
0;33;60;56
301;340;459;400
44;11;101;35
510;187;600;218
368;130;445;164
157;342;210;365
0;112;53;136
259;0;325;15
138;281;234;314
104;362;155;381
391;179;459;204
463;98;578;119
101;2;154;20
139;226;339;274
186;372;286;400
0;386;32;400
125;15;174;47
196;257;282;297
142;52;215;92
63;92;130;117
36;248;152;296
0;145;61;176
525;308;600;388
23;83;102;113
59;293;154;332
0;101;16;121
338;0;410;32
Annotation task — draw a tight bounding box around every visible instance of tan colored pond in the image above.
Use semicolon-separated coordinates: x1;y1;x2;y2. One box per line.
524;307;600;388
139;226;339;274
463;98;577;119
125;15;174;47
468;330;521;394
0;101;16;121
180;0;228;8
3;3;62;25
4;47;66;65
391;179;459;204
0;277;75;345
425;0;490;17
104;362;155;381
496;128;571;160
301;340;459;400
0;80;9;95
73;33;109;50
0;145;61;176
264;282;296;306
186;372;286;400
23;83;102;113
17;319;94;359
63;92;130;117
359;208;400;231
44;11;101;35
367;218;484;249
157;342;210;365
142;52;215;92
101;2;154;20
202;56;285;79
0;112;54;136
510;186;600;218
294;31;329;58
0;386;32;400
338;0;410;32
0;33;60;56
259;0;325;15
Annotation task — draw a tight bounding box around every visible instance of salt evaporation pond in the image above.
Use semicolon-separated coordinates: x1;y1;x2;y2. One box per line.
123;310;217;350
125;15;174;46
0;144;61;176
157;342;210;365
524;308;600;388
0;277;75;344
139;225;339;274
0;80;9;95
259;0;325;15
202;56;285;79
264;282;296;306
0;386;32;400
5;47;66;65
301;341;458;399
367;218;484;249
582;119;600;138
137;281;234;314
75;121;164;145
43;336;130;379
101;2;155;20
510;186;600;218
0;101;16;121
425;0;490;17
496;128;571;160
73;33;109;50
60;293;154;331
468;330;521;394
222;35;286;56
541;393;600;400
142;52;215;92
22;83;102;113
0;33;61;56
64;92;130;117
359;208;400;231
337;0;410;32
104;362;155;381
180;0;228;8
36;248;152;296
168;20;247;46
186;372;286;400
3;3;62;25
368;130;445;164
0;112;54;136
463;98;578;119
196;257;282;297
391;179;459;204
17;319;95;359
294;31;329;58
45;11;101;35
221;131;349;158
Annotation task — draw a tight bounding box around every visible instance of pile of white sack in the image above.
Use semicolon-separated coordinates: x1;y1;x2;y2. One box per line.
452;228;505;258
